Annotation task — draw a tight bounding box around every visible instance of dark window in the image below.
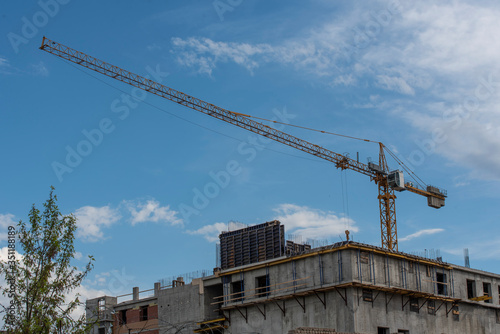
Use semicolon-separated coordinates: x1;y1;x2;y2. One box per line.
255;275;270;297
231;280;244;302
98;328;105;334
483;282;492;303
410;298;419;313
377;327;389;334
120;310;127;324
398;330;409;334
496;309;500;324
427;300;435;315
363;289;373;302
140;305;148;321
467;279;476;299
452;305;459;321
436;272;447;295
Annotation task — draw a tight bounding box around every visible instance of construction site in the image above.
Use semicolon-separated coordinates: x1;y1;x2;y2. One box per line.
86;220;500;334
36;38;500;333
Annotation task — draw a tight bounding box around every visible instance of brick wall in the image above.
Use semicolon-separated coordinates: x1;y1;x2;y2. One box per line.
148;305;158;319
126;308;140;323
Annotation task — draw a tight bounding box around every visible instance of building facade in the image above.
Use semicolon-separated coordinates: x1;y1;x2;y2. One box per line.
87;240;500;333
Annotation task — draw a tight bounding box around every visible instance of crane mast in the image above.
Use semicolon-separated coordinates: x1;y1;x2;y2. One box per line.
40;37;446;251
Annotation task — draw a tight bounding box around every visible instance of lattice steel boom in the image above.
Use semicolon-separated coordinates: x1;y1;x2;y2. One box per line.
40;37;446;251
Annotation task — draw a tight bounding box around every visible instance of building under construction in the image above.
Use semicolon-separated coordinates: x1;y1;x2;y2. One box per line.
45;37;481;332
87;221;500;334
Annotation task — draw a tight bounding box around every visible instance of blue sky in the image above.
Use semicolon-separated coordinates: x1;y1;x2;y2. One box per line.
1;0;500;317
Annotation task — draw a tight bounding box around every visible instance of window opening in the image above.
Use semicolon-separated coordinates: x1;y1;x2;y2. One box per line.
255;275;270;297
363;289;373;302
436;272;447;295
120;310;127;324
483;282;492;303
377;327;389;334
98;298;105;319
467;279;476;299
231;280;244;302
452;305;459;321
427;300;435;315
140;305;148;321
410;298;419;313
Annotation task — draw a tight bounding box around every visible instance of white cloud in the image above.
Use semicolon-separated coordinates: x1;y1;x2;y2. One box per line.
0;245;22;262
376;75;415;95
74;252;83;260
74;206;121;242
445;239;500;261
171;2;500;180
0;213;17;243
399;228;444;242
273;204;358;240
0;56;8;67
187;221;247;242
125;199;183;226
147;43;162;52
30;61;49;76
172;37;272;76
186;204;358;243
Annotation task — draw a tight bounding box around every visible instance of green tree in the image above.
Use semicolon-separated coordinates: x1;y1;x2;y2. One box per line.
0;187;95;333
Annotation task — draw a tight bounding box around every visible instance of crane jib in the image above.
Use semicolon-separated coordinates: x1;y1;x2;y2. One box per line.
40;37;446;251
39;37;373;178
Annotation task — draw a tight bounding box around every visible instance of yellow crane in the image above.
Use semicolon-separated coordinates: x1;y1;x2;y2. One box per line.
40;37;447;251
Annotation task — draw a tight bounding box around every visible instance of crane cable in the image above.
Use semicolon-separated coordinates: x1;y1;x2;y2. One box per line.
245;114;379;144
384;146;428;189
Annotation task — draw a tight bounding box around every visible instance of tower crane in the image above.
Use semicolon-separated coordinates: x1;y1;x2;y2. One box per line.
40;37;447;251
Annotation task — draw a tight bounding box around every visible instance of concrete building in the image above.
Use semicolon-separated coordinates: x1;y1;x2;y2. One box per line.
87;223;500;334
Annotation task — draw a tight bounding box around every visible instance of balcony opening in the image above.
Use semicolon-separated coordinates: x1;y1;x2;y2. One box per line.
140;305;148;321
483;282;492;303
427;300;435;315
231;280;244;302
452;305;459;321
410;298;419;313
255;275;270;298
363;289;373;302
377;327;389;334
120;309;127;324
436;272;447;295
467;279;476;299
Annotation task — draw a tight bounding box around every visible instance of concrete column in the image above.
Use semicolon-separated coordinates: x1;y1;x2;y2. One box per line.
132;287;139;301
154;282;161;296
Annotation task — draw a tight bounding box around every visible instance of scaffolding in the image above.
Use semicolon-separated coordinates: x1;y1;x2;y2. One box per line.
219;220;285;269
